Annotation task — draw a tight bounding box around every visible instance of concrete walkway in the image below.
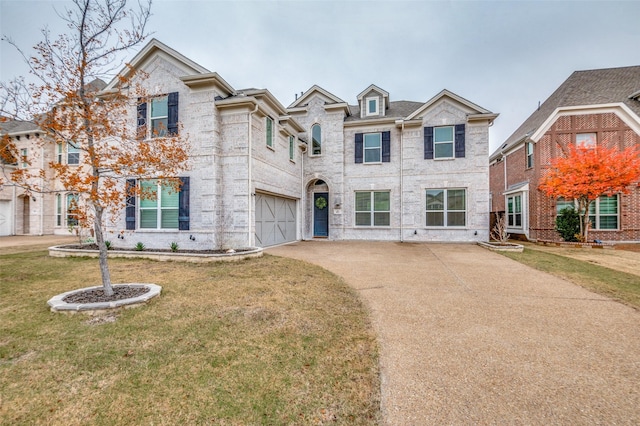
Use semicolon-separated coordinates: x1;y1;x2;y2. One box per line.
267;241;640;425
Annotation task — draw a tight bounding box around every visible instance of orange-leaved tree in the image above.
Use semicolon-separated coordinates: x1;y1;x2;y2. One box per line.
539;143;640;242
0;0;189;296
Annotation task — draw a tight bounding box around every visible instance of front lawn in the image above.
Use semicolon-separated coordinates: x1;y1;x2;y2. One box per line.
500;248;640;309
0;251;380;425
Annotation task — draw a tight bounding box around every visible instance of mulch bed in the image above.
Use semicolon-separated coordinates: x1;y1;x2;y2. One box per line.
63;285;150;304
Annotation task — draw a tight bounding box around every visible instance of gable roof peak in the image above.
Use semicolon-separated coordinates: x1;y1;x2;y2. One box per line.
357;84;389;101
287;84;346;108
104;38;211;90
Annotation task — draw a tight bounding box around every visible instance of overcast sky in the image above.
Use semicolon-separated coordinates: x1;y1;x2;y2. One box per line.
2;0;640;153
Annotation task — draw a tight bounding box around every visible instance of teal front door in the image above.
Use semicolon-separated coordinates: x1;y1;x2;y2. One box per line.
313;192;329;237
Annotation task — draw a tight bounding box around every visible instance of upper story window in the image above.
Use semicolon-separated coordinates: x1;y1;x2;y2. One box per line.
150;96;168;137
576;133;596;148
355;131;391;163
424;125;465;159
366;97;379;116
434;126;454;159
266;117;274;148
20;148;28;168
364;133;382;163
289;135;295;161
311;124;321;155
526;142;534;169
67;143;80;165
137;92;179;139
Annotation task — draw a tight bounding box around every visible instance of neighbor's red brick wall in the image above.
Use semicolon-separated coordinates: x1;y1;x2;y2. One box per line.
531;112;640;241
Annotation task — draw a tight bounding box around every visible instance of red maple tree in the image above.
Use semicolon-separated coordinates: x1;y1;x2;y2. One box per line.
539;144;640;242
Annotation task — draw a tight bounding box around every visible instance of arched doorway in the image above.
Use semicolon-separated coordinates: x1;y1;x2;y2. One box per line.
312;180;329;238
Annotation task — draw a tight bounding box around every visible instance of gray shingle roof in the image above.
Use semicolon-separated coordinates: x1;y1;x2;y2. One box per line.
0;119;39;135
345;100;425;122
492;65;640;160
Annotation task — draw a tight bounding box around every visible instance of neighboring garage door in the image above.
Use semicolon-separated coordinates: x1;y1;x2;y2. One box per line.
255;193;297;247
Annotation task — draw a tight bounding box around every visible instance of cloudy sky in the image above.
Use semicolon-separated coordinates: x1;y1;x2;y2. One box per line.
1;0;639;153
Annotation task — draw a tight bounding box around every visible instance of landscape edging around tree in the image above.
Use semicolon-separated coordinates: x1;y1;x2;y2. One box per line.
47;283;162;314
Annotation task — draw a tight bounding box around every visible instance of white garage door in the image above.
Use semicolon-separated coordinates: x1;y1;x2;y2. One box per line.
0;201;12;236
255;193;296;247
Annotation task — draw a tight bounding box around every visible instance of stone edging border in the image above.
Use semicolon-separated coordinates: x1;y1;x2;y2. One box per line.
48;245;263;262
535;240;614;249
47;283;162;314
477;241;524;252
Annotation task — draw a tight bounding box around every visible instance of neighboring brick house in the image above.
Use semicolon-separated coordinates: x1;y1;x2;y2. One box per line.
1;39;498;247
489;66;640;242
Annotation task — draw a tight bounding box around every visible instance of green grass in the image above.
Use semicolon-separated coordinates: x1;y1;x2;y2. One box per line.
0;251;380;425
501;248;640;309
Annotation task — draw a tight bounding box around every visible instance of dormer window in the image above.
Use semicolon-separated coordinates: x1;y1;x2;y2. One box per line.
366;97;379;116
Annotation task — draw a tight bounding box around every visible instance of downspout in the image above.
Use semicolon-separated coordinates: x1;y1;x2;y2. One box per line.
398;119;405;242
40;145;45;235
247;103;259;247
300;142;306;240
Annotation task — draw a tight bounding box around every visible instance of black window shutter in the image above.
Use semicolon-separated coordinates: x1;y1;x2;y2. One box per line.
178;176;190;230
455;124;466;158
424;127;434;159
382;131;391;162
168;92;179;136
125;179;136;230
137;100;147;140
355;133;363;163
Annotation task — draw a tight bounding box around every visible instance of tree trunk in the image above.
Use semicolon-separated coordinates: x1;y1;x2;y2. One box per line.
93;204;113;296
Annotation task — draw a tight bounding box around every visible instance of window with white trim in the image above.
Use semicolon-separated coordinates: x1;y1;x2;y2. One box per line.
426;189;466;227
67;142;80;165
150;96;168;138
507;194;522;228
355;191;390;226
56;194;62;226
311;124;321;155
366;97;379;116
20;148;28;168
588;195;618;230
526;142;534;168
66;193;80;227
576;133;596;148
139;179;179;229
556;197;575;214
434;126;454;159
289;135;295;161
364;133;382;163
266;117;274;148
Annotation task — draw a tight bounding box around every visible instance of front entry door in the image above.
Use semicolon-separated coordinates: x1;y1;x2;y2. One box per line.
313;192;329;237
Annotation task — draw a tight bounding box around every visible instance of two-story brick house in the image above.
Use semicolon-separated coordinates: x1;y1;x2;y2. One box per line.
2;39;498;248
489;66;640;242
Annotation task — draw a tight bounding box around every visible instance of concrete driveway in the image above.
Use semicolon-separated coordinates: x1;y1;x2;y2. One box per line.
267;241;640;425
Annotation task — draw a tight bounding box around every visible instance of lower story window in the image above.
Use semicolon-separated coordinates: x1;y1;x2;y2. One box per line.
507;194;522;228
66;193;79;226
589;194;618;230
139;179;179;229
426;188;466;227
355;191;390;226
